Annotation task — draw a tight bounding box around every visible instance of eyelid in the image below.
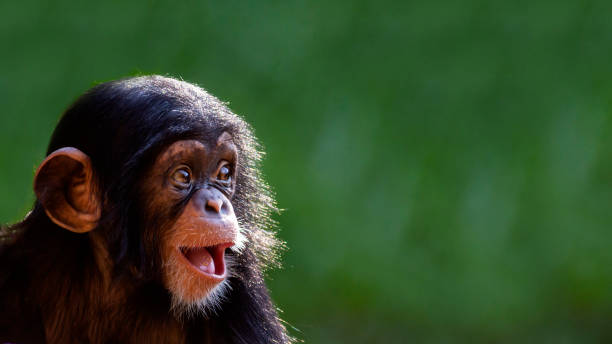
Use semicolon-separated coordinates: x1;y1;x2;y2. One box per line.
217;160;232;170
170;164;192;175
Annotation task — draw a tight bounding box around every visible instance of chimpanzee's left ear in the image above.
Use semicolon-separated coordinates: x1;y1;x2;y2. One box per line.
34;147;101;233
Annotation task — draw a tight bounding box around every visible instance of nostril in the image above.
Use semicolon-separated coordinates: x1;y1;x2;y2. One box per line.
205;198;222;213
220;201;229;214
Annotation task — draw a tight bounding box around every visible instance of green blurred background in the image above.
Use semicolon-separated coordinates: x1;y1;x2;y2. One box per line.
2;0;612;342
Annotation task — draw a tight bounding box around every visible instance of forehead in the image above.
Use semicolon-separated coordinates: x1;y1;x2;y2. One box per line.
155;132;236;165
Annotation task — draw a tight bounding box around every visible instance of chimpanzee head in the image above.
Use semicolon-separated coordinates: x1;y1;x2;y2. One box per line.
33;76;280;314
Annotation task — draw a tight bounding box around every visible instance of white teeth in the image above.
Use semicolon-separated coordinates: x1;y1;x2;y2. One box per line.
199;263;214;274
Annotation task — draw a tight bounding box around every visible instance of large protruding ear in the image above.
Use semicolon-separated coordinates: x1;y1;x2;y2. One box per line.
34;147;101;233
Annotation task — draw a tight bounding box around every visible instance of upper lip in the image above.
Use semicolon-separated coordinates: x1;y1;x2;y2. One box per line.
179;241;235;251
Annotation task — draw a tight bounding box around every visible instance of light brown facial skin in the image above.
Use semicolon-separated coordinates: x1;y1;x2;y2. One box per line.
143;133;241;304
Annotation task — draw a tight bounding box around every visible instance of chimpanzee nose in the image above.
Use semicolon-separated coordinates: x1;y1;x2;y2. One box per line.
195;187;232;217
205;197;223;214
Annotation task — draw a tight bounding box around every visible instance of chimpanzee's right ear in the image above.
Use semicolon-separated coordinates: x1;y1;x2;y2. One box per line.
34;147;101;233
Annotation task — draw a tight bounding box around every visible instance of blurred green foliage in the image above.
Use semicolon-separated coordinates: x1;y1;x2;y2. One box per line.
2;0;612;342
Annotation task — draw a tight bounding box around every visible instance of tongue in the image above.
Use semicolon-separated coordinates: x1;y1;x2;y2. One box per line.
184;247;215;275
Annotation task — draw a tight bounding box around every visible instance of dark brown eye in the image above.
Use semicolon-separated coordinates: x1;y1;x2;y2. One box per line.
217;163;232;182
170;166;192;187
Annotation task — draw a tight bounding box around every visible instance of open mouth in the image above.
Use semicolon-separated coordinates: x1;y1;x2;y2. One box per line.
179;243;233;278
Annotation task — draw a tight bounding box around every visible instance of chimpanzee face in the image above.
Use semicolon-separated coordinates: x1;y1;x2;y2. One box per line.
139;133;247;310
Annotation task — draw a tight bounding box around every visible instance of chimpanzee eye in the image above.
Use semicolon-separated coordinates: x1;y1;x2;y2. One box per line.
170;166;192;187
217;162;232;182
